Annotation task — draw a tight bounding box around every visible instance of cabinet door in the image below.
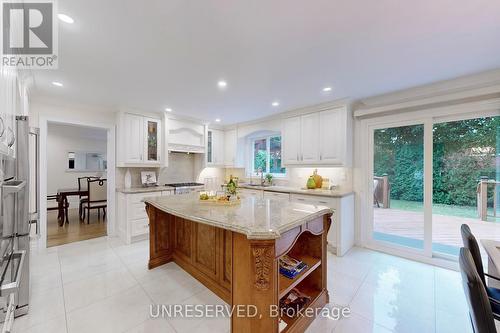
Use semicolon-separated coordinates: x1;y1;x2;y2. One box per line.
319;108;346;165
214;129;224;165
207;129;224;166
207;130;213;164
124;114;144;163
300;113;320;163
283;117;301;165
224;129;236;167
144;117;161;164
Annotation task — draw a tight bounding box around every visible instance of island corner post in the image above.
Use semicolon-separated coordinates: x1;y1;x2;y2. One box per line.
145;202;332;333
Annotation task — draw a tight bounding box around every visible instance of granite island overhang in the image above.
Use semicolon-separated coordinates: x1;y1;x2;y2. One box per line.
144;194;333;333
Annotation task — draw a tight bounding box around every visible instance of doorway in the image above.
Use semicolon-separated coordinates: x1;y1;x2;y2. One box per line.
40;120;115;247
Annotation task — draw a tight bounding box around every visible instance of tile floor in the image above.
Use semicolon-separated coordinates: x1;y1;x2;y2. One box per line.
14;236;480;333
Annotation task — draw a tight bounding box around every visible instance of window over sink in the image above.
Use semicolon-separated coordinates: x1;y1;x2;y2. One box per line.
252;135;286;176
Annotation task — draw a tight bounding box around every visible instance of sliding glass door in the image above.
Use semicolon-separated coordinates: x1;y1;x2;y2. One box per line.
370;115;500;259
372;124;425;251
432;116;500;257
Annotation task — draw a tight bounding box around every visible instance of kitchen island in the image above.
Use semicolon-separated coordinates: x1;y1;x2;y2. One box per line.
144;193;333;333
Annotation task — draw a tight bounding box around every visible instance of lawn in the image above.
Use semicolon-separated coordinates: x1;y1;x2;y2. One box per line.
390;199;498;220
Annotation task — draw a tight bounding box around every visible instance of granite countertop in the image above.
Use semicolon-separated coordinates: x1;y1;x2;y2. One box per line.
116;185;175;194
143;193;333;240
236;183;354;198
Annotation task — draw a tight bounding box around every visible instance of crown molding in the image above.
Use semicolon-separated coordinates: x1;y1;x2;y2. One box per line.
354;68;500;118
224;98;352;130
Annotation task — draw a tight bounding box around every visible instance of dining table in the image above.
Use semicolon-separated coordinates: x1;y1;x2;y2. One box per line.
56;188;89;226
480;239;500;289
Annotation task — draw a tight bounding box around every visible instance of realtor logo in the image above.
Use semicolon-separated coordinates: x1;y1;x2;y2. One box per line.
1;0;58;69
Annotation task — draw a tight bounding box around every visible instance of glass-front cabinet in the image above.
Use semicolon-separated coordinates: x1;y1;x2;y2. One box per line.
206;129;224;166
117;112;162;166
144;117;161;164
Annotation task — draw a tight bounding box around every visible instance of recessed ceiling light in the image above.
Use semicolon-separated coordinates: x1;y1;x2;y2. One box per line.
58;14;74;24
215;118;221;122
322;87;332;92
52;81;63;87
165;108;172;112
217;80;227;88
271;101;280;107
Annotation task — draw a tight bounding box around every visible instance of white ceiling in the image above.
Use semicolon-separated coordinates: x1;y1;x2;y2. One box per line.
31;0;500;124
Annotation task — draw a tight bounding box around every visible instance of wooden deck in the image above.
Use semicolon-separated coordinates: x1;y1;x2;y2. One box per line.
374;208;500;254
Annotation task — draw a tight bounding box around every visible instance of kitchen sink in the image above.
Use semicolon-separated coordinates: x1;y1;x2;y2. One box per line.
244;183;271;187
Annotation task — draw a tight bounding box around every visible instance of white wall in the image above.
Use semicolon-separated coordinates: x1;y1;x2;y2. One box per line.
29;100;116;128
46;123;107;201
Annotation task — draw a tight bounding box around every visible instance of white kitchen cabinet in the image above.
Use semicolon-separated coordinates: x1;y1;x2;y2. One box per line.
283;116;301;164
124;113;144;163
319;108;349;165
116;189;173;244
300;112;320;163
282;105;352;167
263;191;290;200
117;112;162;167
223;128;245;168
143;117;161;164
289;193;354;256
207;128;224;166
239;188;263;198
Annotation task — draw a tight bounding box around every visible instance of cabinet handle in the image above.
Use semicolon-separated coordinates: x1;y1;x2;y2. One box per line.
0;117;5;138
301;154;304;161
296;153;299;161
7;128;15;148
320;154;322;160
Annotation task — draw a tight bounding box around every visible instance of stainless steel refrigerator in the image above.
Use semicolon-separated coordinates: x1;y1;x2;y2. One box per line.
0;116;33;332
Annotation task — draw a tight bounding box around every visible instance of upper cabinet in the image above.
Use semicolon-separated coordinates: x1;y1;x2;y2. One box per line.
282;105;352;167
207;128;224;166
223;128;244;168
117;112;162;167
144;117;160;163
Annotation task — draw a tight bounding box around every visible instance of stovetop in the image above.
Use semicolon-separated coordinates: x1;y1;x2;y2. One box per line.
165;182;204;187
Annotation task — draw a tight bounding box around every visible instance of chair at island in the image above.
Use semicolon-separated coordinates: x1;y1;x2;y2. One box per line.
81;178;107;223
459;247;498;333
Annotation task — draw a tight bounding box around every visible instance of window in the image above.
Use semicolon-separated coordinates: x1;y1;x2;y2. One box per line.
252;136;286;175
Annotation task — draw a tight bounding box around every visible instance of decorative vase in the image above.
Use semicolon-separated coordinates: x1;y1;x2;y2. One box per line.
124;168;132;189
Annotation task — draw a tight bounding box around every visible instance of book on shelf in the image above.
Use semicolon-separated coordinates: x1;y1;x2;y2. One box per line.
279;288;312;315
279;255;308;279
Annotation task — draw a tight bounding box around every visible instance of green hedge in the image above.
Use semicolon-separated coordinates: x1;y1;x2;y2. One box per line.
374;117;499;207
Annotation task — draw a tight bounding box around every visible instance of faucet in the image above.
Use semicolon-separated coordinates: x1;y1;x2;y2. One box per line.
257;167;265;186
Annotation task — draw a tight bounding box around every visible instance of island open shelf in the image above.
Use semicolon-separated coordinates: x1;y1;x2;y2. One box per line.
144;195;332;333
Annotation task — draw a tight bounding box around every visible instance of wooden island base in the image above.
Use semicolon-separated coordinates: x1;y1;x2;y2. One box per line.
146;203;331;333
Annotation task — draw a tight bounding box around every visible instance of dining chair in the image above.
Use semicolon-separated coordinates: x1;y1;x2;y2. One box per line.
81;179;107;224
459;247;498;333
78;176;99;219
461;224;500;317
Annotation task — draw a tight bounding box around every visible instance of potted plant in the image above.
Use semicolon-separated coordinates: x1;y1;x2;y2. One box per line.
265;173;273;185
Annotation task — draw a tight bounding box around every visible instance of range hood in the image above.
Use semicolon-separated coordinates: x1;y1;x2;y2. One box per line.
168;143;205;154
167;118;206;154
